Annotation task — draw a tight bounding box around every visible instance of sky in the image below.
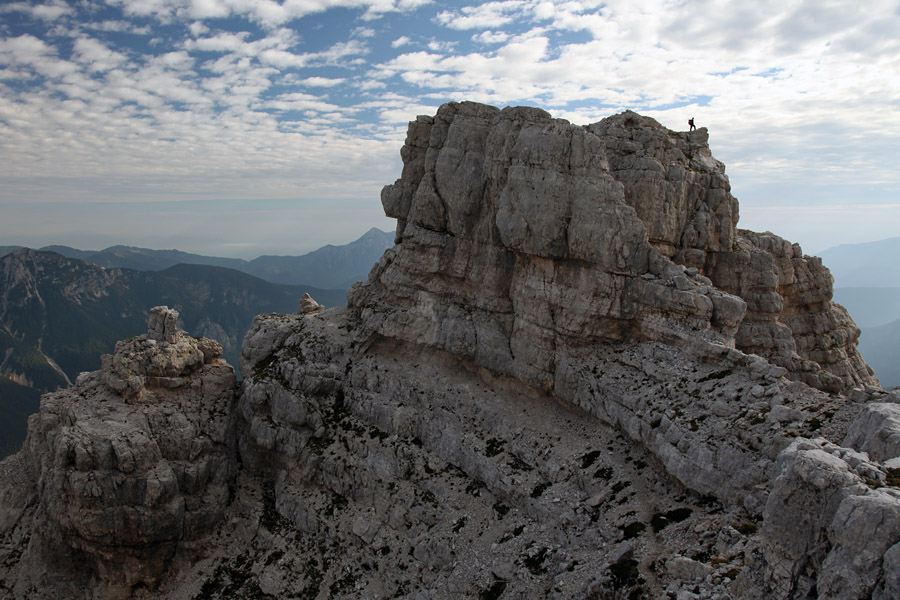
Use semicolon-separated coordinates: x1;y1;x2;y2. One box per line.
1;0;898;258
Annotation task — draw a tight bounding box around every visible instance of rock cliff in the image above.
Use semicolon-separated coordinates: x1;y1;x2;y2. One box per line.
1;102;897;600
0;307;237;597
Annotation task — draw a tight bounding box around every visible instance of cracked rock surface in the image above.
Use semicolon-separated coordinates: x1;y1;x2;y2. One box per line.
1;104;896;600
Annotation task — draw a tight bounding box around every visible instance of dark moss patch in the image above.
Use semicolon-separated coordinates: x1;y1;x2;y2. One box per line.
452;516;467;533
259;485;292;534
594;467;614;481
530;482;551;498
609;558;640;588
651;507;693;533
499;524;525;544
698;495;723;513
264;550;284;567
523;547;550;575
698;369;732;383
479;580;507;600
466;479;486;497
485;438;505;457
610;480;631;497
734;520;758;535
506;454;533;472
324;492;348;518
621;521;646;540
886;468;900;487
194;552;276;600
581;449;603;468
329;570;356;597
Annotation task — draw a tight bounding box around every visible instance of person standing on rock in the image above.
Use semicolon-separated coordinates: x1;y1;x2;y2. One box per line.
688;117;696;131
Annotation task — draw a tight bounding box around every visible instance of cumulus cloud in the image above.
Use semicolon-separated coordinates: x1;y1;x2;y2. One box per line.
297;76;347;87
472;30;509;44
107;0;433;27
0;0;74;21
2;0;899;255
435;1;528;30
352;26;377;38
73;37;129;72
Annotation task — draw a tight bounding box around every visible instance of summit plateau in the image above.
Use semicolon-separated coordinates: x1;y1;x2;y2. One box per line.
1;102;898;600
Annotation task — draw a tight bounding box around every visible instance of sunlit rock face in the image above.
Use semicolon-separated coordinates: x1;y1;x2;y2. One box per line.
356;101;873;394
0;103;893;600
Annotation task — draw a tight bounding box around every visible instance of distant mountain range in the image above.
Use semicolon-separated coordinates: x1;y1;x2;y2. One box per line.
0;226;395;289
819;237;900;289
1;230;895;457
824;236;900;389
0;229;395;457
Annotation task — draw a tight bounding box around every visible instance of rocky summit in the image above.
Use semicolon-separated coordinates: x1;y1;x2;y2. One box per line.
1;102;898;600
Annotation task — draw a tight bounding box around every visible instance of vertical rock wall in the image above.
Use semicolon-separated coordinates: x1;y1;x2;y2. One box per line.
360;101;873;394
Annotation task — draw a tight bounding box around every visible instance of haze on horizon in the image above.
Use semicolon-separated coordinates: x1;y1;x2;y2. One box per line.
1;0;898;259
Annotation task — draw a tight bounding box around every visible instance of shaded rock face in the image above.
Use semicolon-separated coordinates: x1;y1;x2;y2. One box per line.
0;307;237;596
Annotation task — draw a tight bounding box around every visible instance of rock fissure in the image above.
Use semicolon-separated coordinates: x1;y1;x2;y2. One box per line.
1;102;898;600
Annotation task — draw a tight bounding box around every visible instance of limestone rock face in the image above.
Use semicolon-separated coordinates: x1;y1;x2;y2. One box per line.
0;103;892;600
843;402;900;462
360;102;746;394
757;437;900;600
298;292;325;315
358;101;873;396
0;308;237;597
228;103;891;598
590;112;873;392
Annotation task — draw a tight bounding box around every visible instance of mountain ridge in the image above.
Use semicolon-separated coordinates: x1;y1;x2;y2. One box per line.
819;236;900;288
0;102;896;599
1;227;394;289
0;249;347;455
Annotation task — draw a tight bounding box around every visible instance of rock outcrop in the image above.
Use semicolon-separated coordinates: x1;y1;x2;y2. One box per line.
0;307;237;597
0;102;895;600
368;103;872;395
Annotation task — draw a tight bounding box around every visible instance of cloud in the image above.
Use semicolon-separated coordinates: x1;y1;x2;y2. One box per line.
0;1;74;21
297;76;347;87
107;0;433;28
260;92;344;113
2;0;900;257
188;21;209;36
0;34;79;78
352;26;377;38
185;29;368;70
435;1;528;30
73;37;129;72
426;40;456;52
472;30;509;44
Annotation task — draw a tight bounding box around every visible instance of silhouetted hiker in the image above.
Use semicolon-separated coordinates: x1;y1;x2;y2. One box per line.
688;117;696;131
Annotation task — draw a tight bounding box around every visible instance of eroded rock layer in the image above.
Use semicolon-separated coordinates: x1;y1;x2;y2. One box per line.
0;103;896;600
0;307;237;597
366;102;873;395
